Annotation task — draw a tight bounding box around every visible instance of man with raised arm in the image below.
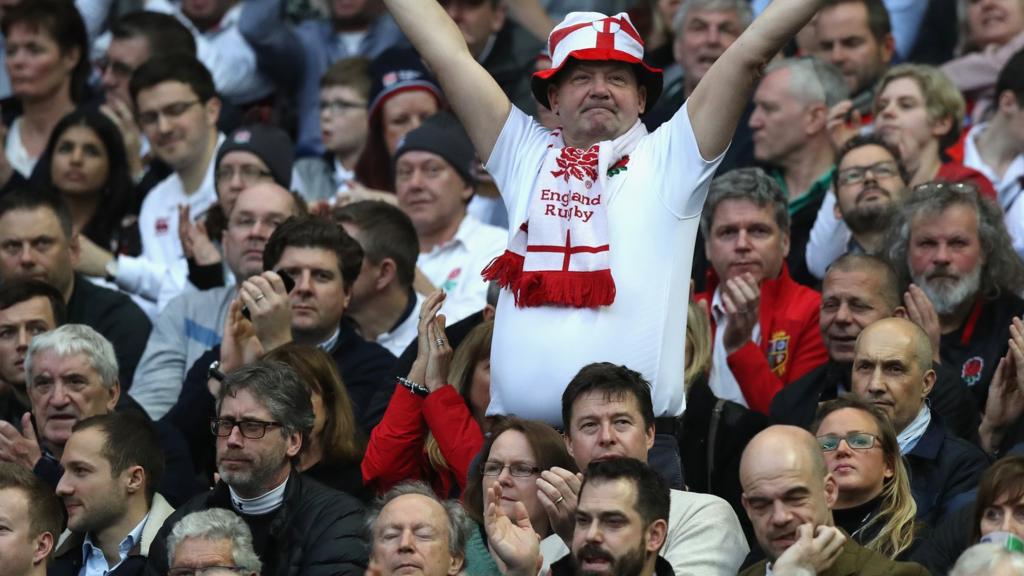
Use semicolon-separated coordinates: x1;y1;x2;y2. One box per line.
380;0;825;428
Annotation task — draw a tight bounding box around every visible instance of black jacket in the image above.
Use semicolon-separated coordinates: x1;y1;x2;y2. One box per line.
769;361;979;439
66;273;152;389
145;471;368;576
482;22;543;116
551;554;675;576
906;414;990;525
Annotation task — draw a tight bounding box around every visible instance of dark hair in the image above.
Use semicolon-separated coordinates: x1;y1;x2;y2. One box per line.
562;363;655;432
33;109;134;251
582;458;670;528
0;188;73;239
701;167;790;238
825;253;902;311
970;456;1024;544
822;0;892;43
333;200;419;287
262;216;364;291
832;133;910;190
130;53;216;106
0;279;67;326
262;344;365;463
463;417;578;525
321;57;372;99
0;462;64;540
996;48;1024;106
110;10;197;57
72;412;165;504
2;0;89;103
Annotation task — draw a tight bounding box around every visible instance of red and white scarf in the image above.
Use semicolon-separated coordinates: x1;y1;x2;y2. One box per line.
483;120;647;308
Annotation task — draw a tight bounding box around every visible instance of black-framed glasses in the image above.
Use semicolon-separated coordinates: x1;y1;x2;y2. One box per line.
210;418;283;439
168;567;250;576
97;57;134;80
837;161;899;187
816;432;881;452
137;100;201;127
319;98;367;114
215;165;274;185
480;461;542;477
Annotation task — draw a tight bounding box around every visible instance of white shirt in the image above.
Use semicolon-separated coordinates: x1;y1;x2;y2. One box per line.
4;117;37;177
115;134;223;311
376;292;424;356
486;103;724;425
418;214;506;324
709;287;762;408
962;122;1024;260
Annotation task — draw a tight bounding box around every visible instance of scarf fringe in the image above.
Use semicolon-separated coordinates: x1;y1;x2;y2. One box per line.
484;252;616;308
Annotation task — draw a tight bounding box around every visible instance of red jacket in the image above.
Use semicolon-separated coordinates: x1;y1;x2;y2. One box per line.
361;383;483;498
695;265;828;414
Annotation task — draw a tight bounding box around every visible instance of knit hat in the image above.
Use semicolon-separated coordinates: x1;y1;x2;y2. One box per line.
532;12;663;109
367;47;443;119
215;124;294;189
393;111;476;186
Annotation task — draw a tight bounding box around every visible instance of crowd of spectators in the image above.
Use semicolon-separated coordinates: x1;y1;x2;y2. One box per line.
0;0;1023;575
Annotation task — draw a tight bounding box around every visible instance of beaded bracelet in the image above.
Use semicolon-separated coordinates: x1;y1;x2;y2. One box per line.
397;376;430;397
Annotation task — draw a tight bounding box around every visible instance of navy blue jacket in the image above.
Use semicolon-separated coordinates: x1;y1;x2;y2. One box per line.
906;413;990;524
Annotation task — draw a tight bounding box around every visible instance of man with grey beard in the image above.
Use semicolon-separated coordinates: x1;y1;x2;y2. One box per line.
833;134;908;255
888;181;1024;409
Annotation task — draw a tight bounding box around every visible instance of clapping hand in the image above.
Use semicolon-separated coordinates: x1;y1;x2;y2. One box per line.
484;484;542;576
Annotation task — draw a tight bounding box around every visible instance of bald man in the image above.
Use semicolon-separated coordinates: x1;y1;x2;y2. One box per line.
851;318;989;524
739;425;928;576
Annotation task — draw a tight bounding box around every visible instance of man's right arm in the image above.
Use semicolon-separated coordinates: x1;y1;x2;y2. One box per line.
381;0;511;161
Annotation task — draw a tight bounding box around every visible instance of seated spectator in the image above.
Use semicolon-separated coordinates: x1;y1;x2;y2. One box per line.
542;362;748;575
355;48;444;192
873;65;996;195
771;254;979;439
941;0;1024;124
366;481;470;576
0;462;63;576
50;413;174;575
461;416;577;574
886;181;1024;407
363;291;484;497
695;168;827;414
748;57;848;286
148;360;368;575
812;396;921;560
100;12;197;111
851;318;990;524
487;458;672;576
294;58;372;203
0;280;65;425
950;543;1024;576
738;425;929;575
960;47;1024;260
102;54;224;312
979;317;1024;455
129;182;302;420
814;0;894;114
0;0;88;183
165;508;261;576
0;191;151;387
262;343;369;501
335;200;423;355
0;324;198;504
394;112;506;323
33;109;140;262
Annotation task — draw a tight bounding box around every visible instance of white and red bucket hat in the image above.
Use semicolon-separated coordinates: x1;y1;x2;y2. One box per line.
532;12;663;110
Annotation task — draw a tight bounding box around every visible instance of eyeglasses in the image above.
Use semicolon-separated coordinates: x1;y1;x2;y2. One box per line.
137;100;201;128
216;165;274;185
97;57;134;80
168;567;250;576
816;432;881;452
319;98;367;115
210;418;283;439
837;161;899;187
480;461;542;477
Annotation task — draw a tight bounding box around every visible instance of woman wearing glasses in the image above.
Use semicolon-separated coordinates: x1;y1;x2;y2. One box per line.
461;416;578;576
812;395;922;561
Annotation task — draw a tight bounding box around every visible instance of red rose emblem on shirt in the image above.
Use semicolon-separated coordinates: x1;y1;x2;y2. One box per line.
552;146;599;183
961;356;984;387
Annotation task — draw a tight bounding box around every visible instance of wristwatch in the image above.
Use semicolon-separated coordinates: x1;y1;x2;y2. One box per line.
208;360;226;382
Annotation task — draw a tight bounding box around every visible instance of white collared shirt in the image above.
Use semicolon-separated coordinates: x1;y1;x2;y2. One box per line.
78;512;149;576
708;286;761;407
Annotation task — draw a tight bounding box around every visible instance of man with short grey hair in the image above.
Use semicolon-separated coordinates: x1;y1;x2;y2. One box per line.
166;509;262;576
749;56;849;286
695;168;828;414
367;481;470;576
146;360;369;576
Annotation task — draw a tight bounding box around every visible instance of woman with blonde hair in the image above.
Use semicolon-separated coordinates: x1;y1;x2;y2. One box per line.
813;395;920;560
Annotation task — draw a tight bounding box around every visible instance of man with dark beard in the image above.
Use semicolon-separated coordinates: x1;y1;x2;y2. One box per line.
832;134;908;255
888;181;1024;408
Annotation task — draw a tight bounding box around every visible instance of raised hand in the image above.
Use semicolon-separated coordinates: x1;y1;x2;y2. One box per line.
409;291;446;385
537;466;584;546
424;310;452;392
979;317;1024;454
178;205;221;265
0;413;42;471
484;484;541;576
722;273;761;354
217;299;263;395
772;524;845;576
240;271;293;352
903;284;941;363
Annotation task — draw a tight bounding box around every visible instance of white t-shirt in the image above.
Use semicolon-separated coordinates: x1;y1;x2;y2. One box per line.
486;104;724;425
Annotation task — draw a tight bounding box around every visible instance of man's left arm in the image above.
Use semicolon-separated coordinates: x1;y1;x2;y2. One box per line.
686;0;825;159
